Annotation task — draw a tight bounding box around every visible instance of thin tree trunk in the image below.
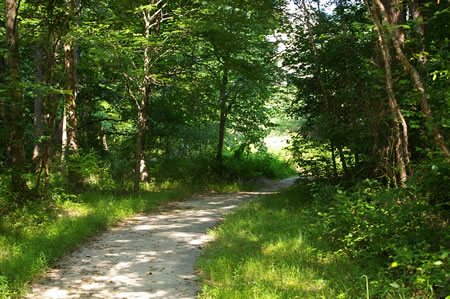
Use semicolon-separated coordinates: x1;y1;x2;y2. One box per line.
364;0;410;185
300;0;341;175
330;141;338;179
216;64;228;172
5;0;28;197
355;152;360;168
408;0;426;64
35;37;60;194
61;105;68;176
62;0;82;191
134;5;156;192
336;144;348;176
134;87;150;192
375;0;450;159
101;125;109;151
33;41;44;164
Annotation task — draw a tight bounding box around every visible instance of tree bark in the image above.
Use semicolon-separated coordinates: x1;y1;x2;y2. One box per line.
336;144;348;176
133;3;159;192
35;37;60;194
216;64;228;172
364;0;410;185
330;141;338;179
375;0;450;160
33;41;44;164
63;0;82;191
134;85;150;192
5;0;28;197
408;0;426;64
380;0;406;44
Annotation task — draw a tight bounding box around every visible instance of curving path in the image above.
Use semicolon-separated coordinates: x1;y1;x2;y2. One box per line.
27;177;297;299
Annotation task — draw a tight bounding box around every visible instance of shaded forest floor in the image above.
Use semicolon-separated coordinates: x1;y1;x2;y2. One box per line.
24;178;297;298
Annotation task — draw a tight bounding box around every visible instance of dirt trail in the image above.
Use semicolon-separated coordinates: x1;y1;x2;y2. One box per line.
27;177;297;299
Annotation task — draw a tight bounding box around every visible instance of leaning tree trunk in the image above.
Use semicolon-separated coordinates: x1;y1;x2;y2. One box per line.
5;0;28;197
375;0;450;160
364;0;411;185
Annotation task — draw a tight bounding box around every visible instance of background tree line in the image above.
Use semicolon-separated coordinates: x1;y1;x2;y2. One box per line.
284;0;448;191
0;0;286;201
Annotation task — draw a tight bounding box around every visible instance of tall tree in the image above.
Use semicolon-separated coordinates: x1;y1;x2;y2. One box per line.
191;0;281;172
4;0;28;196
373;0;449;159
363;0;411;185
32;41;44;164
62;0;82;190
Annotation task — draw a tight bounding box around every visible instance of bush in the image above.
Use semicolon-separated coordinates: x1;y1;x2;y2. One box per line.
150;151;297;186
222;151;297;181
309;179;449;297
67;150;116;191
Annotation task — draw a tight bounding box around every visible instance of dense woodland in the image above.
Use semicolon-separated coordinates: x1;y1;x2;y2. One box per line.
0;0;449;297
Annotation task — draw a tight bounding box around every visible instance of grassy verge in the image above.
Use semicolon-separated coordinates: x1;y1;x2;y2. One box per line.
197;178;448;298
0;188;194;297
196;183;365;298
0;151;296;297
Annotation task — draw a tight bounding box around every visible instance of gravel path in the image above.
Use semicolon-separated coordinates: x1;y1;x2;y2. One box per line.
27;177;297;299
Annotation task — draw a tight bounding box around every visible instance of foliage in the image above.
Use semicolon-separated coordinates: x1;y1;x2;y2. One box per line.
283;0;450;184
150;151;297;185
66;150;116;191
307;178;449;297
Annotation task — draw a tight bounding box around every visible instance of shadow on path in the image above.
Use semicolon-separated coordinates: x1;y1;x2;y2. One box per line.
27;178;297;299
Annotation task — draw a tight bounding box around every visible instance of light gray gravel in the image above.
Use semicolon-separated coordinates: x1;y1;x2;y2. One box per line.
27;177;297;299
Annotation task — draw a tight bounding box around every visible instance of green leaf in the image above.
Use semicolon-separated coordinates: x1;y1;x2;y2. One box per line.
390;282;400;289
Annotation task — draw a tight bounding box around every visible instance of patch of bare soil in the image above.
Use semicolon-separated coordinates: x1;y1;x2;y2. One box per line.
27;177;297;299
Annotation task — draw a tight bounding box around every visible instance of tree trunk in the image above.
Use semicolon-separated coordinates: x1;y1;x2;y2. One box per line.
5;0;28;197
35;38;60;194
32;41;44;164
63;5;82;191
354;152;360;168
375;0;450;160
330;141;338;179
380;0;406;44
364;0;410;185
216;64;228;172
61;105;68;176
134;5;156;192
134;86;150;192
336;144;348;176
408;0;426;64
101;125;109;151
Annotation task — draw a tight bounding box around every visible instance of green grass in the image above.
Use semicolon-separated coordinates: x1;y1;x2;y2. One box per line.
196;184;366;298
0;189;191;297
0;176;271;298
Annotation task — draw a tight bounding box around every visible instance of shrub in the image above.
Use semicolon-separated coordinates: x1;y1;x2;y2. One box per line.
310;179;449;297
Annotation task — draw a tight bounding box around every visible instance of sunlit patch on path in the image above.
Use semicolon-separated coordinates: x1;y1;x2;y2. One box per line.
27;178;297;299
